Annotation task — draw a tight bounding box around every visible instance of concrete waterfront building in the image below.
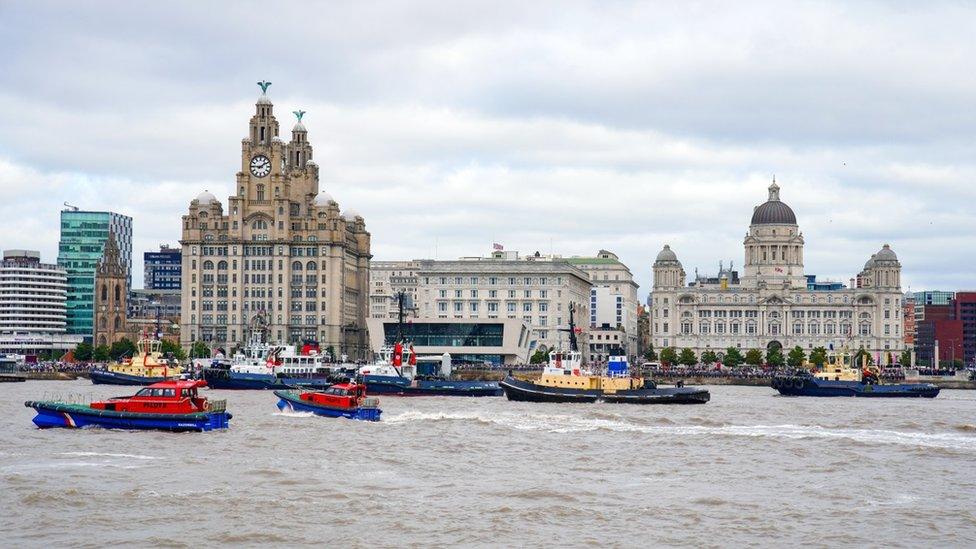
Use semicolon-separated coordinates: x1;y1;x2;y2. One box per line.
413;250;592;355
568;250;640;356
650;182;905;363
57;208;133;341
179;83;371;357
144;245;182;290
366;317;532;365
369;260;420;319
0;250;83;355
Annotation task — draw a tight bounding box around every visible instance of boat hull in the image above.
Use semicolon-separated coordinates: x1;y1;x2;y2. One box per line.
25;401;231;431
202;368;333;390
364;375;502;397
500;376;708;404
274;390;381;421
90;369;175;386
772;376;940;398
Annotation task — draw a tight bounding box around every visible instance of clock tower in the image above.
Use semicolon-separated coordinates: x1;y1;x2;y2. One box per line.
180;82;371;357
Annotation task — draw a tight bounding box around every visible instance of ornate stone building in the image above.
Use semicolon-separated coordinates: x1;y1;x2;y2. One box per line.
650;182;905;364
180;83;371;357
93;234;128;346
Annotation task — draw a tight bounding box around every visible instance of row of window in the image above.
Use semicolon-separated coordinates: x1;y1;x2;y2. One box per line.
425;276;564;286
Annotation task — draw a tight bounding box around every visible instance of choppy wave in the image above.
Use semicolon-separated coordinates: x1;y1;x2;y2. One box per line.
384;410;976;452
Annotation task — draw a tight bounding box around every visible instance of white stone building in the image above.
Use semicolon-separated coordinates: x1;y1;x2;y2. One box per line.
180;84;371;357
0;250;82;355
408;251;592;354
369;260;420;319
650;182;905;363
567;250;640;354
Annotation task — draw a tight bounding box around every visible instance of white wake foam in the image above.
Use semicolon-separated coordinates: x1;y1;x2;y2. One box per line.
383;411;976;452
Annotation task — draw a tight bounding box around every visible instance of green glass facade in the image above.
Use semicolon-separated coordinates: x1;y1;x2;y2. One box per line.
57;210;133;340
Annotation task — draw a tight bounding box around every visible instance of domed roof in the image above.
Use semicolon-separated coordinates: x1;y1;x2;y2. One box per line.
314;192;335;206
875;243;898;261
864;254;877;270
655;244;678;262
344;208;362;219
196;190;216;204
257;93;272;105
750;182;797;225
292;121;307;132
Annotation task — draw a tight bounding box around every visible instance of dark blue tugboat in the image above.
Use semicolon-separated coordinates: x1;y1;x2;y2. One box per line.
772;348;939;398
500;311;709;404
26;380;231;431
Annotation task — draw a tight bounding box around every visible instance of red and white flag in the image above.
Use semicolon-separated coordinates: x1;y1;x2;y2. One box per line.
492;243;504;251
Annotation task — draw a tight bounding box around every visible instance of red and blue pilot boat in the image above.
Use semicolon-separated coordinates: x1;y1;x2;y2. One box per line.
274;379;382;421
25;380;231;431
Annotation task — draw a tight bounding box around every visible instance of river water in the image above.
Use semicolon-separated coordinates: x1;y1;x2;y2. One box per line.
1;380;975;548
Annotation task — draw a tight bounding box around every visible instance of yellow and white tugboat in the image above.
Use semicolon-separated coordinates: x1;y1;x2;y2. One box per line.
90;332;184;386
772;347;939;398
500;312;710;405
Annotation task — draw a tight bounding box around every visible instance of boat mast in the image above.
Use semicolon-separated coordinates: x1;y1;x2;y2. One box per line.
558;307;579;353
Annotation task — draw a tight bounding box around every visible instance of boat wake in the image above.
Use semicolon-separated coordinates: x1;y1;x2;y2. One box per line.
273;410;315;418
383;411;976;452
58;452;159;460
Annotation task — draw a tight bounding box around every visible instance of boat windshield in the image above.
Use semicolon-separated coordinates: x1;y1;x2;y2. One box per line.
135;388;151;396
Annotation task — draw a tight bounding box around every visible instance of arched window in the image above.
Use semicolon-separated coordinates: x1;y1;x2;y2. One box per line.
114;316;121;330
99;317;107;329
114;284;120;301
306;261;317;271
101;284;107;301
793;322;803;334
203;261;214;270
256;184;265;201
292;261;302;271
217;261;228;270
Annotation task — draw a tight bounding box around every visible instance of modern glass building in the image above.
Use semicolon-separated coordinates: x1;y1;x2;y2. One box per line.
367;317;531;365
57;210;132;341
144;245;182;290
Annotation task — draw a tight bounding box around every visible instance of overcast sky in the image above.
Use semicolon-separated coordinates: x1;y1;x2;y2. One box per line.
1;1;974;295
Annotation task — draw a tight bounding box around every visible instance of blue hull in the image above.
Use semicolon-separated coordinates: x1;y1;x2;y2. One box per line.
364;375;502;397
773;376;940;398
25;401;231;431
90;369;173;386
274;391;381;421
202;369;332;390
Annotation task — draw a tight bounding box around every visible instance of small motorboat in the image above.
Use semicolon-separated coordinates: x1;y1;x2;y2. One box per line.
275;379;381;421
26;380;231;431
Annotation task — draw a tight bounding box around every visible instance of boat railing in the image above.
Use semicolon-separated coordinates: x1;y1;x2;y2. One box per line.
42;391;93;405
360;397;380;409
207;399;227;413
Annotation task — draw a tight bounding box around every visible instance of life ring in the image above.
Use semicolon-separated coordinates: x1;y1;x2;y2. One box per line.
794;378;804;390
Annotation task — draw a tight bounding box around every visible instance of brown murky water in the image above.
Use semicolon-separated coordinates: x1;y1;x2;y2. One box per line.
2;380;975;547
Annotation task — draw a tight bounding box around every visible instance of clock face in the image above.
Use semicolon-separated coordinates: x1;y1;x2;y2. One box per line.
250;155;271;178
